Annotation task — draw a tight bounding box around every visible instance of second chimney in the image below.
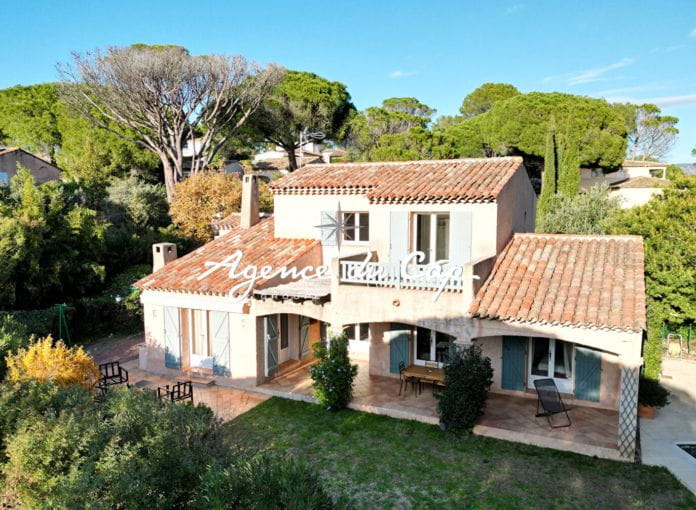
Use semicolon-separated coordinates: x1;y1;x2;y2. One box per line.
241;174;260;228
152;242;177;272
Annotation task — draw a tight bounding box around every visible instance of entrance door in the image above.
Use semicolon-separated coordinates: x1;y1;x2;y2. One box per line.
265;315;279;377
528;338;574;393
501;336;526;391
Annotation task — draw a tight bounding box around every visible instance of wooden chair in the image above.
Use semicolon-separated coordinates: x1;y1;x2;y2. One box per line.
398;361;418;396
533;378;572;428
422;360;440;395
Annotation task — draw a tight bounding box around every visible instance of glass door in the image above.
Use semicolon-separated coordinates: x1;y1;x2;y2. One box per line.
414;327;453;367
414;213;450;264
528;337;574;393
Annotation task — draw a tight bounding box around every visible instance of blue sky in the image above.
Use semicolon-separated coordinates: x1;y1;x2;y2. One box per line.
1;1;695;161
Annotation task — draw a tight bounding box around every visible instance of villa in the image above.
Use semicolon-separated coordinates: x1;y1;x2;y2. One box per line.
135;157;645;461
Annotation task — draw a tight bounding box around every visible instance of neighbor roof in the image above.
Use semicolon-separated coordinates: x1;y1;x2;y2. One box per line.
270;157;524;204
135;217;320;297
469;233;646;332
622;159;668;168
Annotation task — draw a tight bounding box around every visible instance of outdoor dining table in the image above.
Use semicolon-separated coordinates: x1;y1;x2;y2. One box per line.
401;364;445;395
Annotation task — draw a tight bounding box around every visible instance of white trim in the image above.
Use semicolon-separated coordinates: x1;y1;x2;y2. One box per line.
527;337;575;394
140;290;246;313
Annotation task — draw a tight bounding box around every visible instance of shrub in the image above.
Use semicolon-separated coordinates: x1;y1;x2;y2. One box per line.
638;375;670;408
5;336;100;389
0;315;30;381
194;454;337;509
438;344;493;433
309;334;358;410
3;387;223;509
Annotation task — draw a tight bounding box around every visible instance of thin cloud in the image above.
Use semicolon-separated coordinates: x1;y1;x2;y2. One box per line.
602;93;696;107
388;70;416;79
665;44;687;53
505;4;523;15
689;27;696;38
565;58;635;85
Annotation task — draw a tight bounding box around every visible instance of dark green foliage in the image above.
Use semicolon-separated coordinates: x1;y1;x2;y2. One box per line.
309;334;358;410
2;387;221;509
536;184;622;235
638;375;670;408
459;82;520;118
537;121;557;222
557;134;581;196
194;454;337;509
0;316;30;381
480;92;629;168
438;344;493;434
607;176;696;378
249;70;355;169
0;168;107;309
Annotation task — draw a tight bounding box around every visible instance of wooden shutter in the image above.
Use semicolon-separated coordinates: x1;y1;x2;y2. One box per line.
210;311;230;376
163;307;181;369
299;316;311;359
388;323;410;373
265;315;279;377
389;211;409;264
320;211;337;246
449;211;472;265
575;346;601;402
501;336;526;390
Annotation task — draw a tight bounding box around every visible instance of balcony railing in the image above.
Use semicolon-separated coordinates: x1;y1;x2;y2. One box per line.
339;259;465;291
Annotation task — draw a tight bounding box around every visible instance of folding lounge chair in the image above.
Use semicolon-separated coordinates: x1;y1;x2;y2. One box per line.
533;378;572;428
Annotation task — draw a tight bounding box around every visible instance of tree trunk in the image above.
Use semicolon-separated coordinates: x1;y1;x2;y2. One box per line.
286;146;298;172
162;157;177;203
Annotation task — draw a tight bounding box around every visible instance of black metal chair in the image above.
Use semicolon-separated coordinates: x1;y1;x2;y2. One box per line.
157;381;194;404
398;361;419;396
533;378;572;428
98;361;129;388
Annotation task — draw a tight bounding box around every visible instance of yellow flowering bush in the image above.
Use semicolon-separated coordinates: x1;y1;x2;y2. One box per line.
5;336;100;389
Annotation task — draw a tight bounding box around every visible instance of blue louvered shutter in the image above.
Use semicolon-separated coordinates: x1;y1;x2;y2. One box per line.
211;311;230;376
163;307;181;369
501;336;526;390
265;315;279;377
388;323;410;373
575;347;601;402
389;211;409;264
320;211;337;246
449;211;472;265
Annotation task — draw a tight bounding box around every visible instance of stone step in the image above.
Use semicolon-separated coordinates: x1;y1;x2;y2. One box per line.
176;375;216;387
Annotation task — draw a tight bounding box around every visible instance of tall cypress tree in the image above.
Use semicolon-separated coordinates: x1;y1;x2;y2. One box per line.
536;119;557;225
558;133;580;197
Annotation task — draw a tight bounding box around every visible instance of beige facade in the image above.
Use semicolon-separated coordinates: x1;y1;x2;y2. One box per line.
138;157;645;459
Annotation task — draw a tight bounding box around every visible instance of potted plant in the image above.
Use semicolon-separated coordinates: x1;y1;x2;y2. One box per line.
638;375;670;419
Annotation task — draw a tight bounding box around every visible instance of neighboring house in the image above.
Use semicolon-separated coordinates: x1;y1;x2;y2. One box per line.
581;160;670;208
622;159;668;179
0;147;61;185
252;142;347;177
136;156;645;460
181;139;245;178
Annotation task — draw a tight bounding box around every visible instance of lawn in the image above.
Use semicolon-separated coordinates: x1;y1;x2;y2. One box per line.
224;397;696;510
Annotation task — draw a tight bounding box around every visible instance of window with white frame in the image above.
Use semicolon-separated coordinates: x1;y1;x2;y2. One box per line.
413;213;449;264
190;309;212;357
344;323;370;342
342;212;369;242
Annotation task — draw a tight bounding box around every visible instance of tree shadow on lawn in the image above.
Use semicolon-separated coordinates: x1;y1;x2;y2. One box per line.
223;397;696;510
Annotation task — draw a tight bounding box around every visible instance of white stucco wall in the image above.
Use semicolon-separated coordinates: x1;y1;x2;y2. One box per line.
611;188;663;209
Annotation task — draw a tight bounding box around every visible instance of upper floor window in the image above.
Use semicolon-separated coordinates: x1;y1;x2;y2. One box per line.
414;213;449;264
342;212;369;242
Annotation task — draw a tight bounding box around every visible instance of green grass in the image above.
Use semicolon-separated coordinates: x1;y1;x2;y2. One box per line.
224;398;696;510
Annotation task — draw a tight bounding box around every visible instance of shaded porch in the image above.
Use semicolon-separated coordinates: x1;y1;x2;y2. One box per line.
259;359;621;460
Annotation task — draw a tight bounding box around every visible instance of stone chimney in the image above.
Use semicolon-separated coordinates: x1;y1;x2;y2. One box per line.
241;174;260;228
152;242;177;272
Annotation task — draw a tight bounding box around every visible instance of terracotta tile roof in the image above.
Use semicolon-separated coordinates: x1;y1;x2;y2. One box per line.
135;217;320;297
213;212;241;229
622;159;668;167
469;233;646;332
270;157;524;204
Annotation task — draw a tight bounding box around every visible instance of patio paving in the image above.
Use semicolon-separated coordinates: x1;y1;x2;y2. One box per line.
260;359;622;460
